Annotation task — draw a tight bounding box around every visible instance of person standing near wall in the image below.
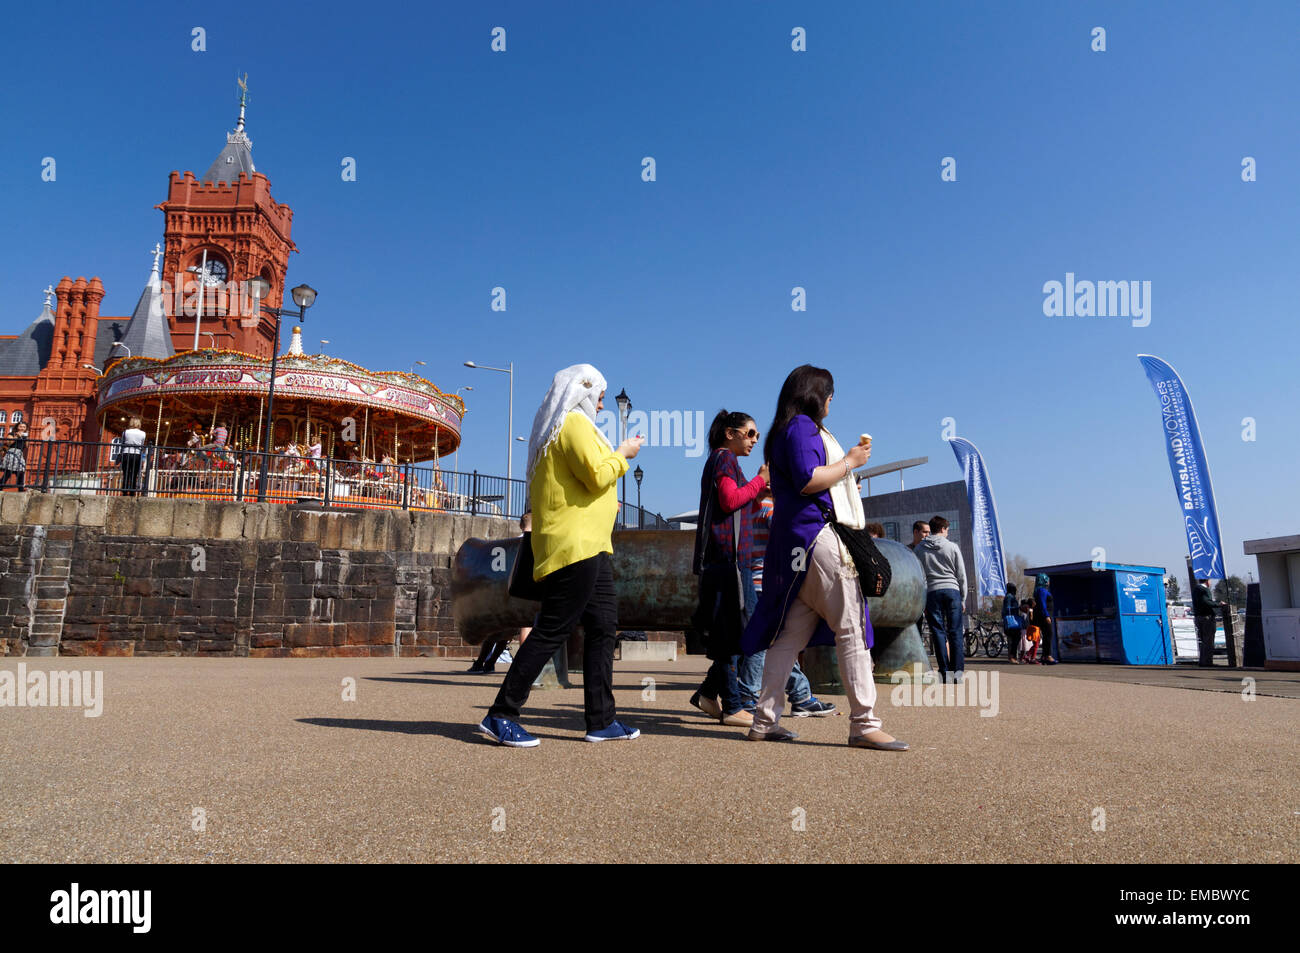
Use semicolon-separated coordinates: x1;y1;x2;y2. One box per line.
1192;576;1224;668
914;515;968;683
119;418;147;497
478;364;642;747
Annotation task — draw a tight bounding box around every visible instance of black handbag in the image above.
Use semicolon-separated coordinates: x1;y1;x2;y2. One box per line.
507;532;545;601
816;499;891;598
832;523;892;598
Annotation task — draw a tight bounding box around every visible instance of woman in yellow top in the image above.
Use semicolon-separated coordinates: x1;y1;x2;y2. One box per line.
480;364;643;747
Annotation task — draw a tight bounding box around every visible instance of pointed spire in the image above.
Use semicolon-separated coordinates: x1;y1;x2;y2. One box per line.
116;246;175;361
235;72;248;134
287;326;304;355
202;75;255;185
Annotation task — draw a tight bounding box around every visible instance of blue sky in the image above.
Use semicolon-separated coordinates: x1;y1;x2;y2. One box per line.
3;1;1297;582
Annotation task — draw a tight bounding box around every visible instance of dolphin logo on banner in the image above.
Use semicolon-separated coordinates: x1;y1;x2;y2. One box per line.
1137;354;1225;579
948;437;1007;597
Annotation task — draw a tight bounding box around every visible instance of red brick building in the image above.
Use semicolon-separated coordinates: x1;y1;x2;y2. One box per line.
0;95;296;447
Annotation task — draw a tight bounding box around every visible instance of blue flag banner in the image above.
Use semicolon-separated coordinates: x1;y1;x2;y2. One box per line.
1137;355;1225;579
948;437;1007;597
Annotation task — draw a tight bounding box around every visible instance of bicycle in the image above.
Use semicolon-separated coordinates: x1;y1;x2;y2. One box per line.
963;619;1006;659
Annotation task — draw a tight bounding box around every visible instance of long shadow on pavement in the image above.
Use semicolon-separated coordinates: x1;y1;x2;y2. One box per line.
296;708;849;746
364;673;709;692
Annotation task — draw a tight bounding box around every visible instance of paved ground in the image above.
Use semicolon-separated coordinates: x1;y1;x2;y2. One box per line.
2;656;1296;863
963;657;1300;699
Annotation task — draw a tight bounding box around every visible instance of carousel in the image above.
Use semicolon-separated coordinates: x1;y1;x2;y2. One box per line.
89;328;466;508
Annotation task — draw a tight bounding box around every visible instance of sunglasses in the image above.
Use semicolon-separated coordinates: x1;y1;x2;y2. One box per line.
729;428;760;439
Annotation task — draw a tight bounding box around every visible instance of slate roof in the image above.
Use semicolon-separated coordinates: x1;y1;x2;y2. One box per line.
0;304;55;376
115;265;174;361
94;320;128;369
202;130;255;185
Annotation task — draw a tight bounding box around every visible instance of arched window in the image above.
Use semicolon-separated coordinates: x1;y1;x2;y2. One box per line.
0;411;7;424
12;411;23;424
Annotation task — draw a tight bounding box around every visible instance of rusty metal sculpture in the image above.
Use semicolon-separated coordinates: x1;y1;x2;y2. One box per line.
452;531;931;685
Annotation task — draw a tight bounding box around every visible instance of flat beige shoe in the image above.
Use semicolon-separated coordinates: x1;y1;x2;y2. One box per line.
720;709;755;727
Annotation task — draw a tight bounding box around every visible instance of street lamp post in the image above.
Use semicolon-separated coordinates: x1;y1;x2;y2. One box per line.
634;464;644;529
464;361;514;485
615;389;631;528
247;277;318;502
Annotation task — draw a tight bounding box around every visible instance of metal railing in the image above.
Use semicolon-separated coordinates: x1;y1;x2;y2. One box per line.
4;439;671;527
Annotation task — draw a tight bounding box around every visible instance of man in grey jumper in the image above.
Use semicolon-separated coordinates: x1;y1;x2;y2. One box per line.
913;515;969;682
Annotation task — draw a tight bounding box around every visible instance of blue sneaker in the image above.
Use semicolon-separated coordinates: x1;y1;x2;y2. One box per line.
584;720;640;743
790;697;837;717
478;716;540;747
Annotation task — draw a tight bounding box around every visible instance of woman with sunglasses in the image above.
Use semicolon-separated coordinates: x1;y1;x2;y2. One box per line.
742;365;907;750
690;410;768;726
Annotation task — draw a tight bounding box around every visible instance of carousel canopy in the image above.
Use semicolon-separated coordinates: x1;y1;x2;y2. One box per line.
95;330;463;462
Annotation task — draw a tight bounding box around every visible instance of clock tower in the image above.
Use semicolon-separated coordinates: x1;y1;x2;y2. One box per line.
156;79;297;357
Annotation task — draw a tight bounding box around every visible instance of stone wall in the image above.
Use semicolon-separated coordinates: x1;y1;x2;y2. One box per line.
0;492;516;658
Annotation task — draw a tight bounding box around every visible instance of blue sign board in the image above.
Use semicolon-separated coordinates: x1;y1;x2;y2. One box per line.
1117;571;1159;616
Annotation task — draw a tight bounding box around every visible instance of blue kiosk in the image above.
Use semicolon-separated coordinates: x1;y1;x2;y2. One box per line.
1023;561;1171;665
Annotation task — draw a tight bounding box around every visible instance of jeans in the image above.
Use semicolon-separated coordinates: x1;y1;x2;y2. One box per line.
738;568;811;707
700;655;743;716
488;552;618;732
737;652;812;708
926;588;964;681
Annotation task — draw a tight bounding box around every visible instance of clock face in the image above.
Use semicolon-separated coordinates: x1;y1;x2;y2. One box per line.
198;257;229;287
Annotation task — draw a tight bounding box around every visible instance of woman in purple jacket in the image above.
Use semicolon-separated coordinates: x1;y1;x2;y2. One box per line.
741;365;907;750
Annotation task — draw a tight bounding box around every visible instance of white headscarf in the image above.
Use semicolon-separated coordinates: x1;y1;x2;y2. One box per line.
525;363;612;485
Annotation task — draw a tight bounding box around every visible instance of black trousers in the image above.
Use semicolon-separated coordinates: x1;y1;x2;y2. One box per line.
488;552;618;732
0;469;24;490
1036;616;1056;659
120;454;142;496
1195;615;1217;666
474;638;509;669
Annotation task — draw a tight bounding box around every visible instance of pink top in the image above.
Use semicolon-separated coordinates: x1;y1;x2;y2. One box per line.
717;474;767;512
